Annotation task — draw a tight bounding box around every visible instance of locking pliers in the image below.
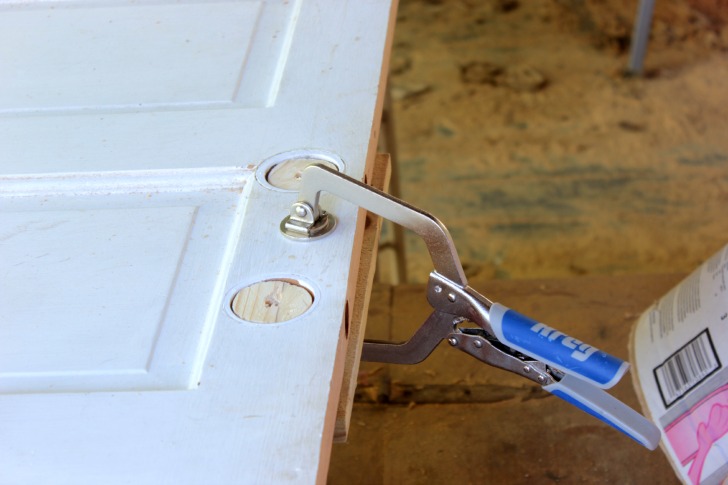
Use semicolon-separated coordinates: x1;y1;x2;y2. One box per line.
280;162;660;450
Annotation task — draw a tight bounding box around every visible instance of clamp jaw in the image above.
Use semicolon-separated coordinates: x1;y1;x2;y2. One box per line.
281;163;660;450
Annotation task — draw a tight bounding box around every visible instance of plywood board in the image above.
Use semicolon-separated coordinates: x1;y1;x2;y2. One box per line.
335;153;391;440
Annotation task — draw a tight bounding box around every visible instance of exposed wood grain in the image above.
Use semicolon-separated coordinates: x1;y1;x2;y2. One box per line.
335;153;391;441
231;279;313;323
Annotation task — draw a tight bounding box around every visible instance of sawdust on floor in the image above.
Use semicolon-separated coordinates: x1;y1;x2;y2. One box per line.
388;0;728;283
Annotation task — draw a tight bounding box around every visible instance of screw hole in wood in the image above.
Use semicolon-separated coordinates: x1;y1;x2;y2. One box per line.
230;278;314;323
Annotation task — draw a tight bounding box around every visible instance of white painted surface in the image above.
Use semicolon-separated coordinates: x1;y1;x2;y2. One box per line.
1;2;271;112
0;0;392;175
1;171;248;394
0;0;394;482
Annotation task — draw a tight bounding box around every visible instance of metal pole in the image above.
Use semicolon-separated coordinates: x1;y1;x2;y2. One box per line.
627;0;656;75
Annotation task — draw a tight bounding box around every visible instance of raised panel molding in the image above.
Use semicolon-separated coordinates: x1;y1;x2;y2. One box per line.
0;0;300;115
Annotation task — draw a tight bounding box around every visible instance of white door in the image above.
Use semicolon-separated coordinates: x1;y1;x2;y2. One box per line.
0;1;395;483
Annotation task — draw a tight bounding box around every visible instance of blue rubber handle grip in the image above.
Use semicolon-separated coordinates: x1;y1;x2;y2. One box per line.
489;303;629;389
544;374;661;450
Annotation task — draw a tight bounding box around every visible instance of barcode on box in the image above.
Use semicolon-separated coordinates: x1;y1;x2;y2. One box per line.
653;330;721;408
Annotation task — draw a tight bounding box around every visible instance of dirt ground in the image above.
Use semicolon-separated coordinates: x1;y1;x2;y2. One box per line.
386;0;728;284
331;0;728;483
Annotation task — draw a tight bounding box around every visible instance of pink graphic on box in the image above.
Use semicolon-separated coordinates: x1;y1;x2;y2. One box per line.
664;385;728;484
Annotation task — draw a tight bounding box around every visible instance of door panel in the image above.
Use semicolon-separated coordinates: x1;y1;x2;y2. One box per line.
0;0;394;176
1;170;250;394
0;0;396;481
0;0;297;113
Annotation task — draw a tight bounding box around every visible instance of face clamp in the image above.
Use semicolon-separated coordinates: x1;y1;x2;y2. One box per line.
281;201;336;239
280;162;661;451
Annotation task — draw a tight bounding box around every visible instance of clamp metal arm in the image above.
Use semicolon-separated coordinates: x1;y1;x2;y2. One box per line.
281;163;467;287
280;162;661;450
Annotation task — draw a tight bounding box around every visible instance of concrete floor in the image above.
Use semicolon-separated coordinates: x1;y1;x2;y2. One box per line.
330;0;728;483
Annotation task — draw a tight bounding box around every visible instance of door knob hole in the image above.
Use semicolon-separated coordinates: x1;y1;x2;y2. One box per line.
230;278;314;323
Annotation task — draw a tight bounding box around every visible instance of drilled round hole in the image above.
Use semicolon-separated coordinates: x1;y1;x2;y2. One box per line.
230;279;314;323
266;158;338;190
255;150;345;192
